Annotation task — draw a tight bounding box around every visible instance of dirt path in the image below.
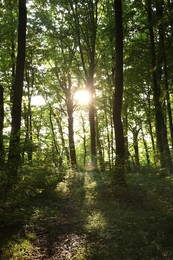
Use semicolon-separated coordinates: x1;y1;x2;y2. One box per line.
29;173;88;259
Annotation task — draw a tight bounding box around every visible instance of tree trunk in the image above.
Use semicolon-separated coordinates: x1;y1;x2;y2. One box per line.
146;0;172;173
105;106;112;171
96;114;105;171
66;74;77;168
156;0;172;171
141;126;150;166
88;80;97;169
146;88;157;165
49;107;63;167
54;112;70;167
0;86;4;168
133;127;140;168
164;51;173;151
123;103;131;171
81;113;87;167
113;0;125;184
8;0;27;176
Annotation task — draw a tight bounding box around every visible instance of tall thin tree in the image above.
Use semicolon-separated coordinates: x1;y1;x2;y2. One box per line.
8;0;27;176
0;86;4;168
113;0;126;184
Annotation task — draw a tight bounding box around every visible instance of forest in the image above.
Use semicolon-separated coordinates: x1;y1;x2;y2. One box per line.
0;0;173;259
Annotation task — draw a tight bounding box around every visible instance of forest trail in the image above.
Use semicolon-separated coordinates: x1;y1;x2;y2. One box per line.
25;171;91;259
1;171;173;259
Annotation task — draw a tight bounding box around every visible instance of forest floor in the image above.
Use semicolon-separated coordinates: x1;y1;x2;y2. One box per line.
1;170;173;259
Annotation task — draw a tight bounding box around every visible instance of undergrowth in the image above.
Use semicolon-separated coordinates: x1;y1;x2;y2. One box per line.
0;168;173;259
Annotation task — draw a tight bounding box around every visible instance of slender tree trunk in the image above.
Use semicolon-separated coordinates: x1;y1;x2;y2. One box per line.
67;100;77;168
88;77;97;169
0;86;4;168
146;89;157;165
123;103;131;171
55;113;70;166
8;0;27;176
164;54;173;151
66;74;77;168
132;127;140;168
10;33;16;114
146;0;172;173
81;113;87;167
25;68;34;162
105;106;112;171
141;126;150;166
113;0;125;184
96;114;105;171
49;107;63;167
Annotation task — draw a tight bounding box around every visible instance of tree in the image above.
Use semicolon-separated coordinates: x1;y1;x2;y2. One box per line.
0;85;4;168
113;0;125;184
145;0;172;173
8;0;27;176
69;0;98;169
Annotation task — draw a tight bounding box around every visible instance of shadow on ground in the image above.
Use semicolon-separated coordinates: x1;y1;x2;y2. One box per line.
1;170;173;259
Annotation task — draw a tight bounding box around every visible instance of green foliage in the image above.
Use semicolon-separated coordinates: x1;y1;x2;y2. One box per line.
0;164;64;230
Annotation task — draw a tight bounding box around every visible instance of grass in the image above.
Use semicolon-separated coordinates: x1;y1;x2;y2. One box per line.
1;168;173;259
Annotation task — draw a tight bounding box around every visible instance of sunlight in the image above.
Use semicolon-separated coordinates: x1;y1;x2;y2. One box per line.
31;95;46;107
74;90;91;106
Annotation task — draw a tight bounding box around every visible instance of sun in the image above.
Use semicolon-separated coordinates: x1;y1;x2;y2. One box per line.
74;90;91;106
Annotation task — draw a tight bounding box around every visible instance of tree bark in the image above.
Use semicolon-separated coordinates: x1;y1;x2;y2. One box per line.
146;0;172;173
113;0;125;184
8;0;27;176
66;74;77;168
141;126;150;166
0;86;4;168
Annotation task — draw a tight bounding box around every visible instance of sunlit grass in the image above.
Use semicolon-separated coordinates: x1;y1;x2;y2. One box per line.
1;238;34;259
85;211;107;233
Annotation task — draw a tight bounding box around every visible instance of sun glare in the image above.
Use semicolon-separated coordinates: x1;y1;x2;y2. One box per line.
74;90;91;106
31;95;46;107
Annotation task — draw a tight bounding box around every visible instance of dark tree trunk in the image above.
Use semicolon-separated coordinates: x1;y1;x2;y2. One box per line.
0;86;4;168
81;113;87;167
113;0;125;184
146;0;172;173
132;127;140;168
55;113;70;166
67;101;77;168
146;88;157;165
66;74;77;168
141;126;150;166
25;67;34;162
49;107;62;167
96;114;105;172
123;104;131;171
105;106;112;171
163;50;173;151
8;0;27;176
10;33;16;115
88;79;97;169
